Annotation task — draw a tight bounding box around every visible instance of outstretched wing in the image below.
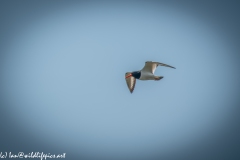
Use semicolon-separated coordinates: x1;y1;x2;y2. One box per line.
141;61;176;74
125;72;136;93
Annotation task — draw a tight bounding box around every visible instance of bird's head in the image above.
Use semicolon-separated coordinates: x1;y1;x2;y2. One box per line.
125;71;141;79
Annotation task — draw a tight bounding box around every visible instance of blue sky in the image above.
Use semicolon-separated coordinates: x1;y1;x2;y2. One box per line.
1;1;240;159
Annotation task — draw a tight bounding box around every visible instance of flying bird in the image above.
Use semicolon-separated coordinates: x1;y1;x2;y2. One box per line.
125;61;175;93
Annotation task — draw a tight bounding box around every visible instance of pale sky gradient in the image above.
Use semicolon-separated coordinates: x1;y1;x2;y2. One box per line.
1;1;240;160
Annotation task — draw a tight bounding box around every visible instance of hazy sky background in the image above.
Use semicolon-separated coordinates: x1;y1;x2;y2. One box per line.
0;1;240;160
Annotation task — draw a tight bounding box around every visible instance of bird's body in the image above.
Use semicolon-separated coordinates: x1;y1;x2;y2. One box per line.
139;71;155;80
125;61;175;93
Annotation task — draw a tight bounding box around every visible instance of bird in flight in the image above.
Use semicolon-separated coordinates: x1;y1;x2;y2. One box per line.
125;61;175;93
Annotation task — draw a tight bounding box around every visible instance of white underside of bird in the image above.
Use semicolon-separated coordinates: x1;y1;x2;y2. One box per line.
125;61;175;93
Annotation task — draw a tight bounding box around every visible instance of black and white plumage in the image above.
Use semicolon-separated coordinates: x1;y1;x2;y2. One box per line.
125;61;175;93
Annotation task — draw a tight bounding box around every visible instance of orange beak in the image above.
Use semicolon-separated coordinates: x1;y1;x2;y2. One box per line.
125;73;132;79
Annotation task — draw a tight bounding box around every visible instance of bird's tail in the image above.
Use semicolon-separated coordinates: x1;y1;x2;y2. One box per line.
154;76;163;81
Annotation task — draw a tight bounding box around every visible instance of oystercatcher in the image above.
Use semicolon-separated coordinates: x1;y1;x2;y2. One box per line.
125;61;175;93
